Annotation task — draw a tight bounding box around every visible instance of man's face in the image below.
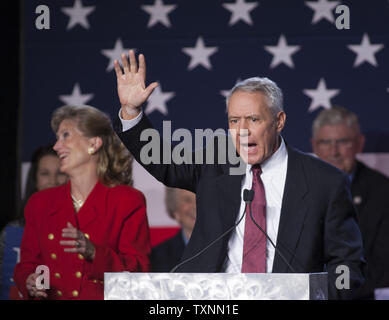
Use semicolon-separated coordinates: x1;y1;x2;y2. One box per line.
228;90;286;165
174;189;196;235
311;123;365;174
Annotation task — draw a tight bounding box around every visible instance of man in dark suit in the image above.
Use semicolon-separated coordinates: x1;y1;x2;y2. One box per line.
151;188;196;272
311;106;389;299
112;51;365;299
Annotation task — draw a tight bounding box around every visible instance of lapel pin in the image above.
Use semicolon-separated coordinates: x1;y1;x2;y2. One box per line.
353;196;362;205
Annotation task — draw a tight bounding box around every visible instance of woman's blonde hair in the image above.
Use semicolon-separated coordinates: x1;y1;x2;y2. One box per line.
51;105;133;187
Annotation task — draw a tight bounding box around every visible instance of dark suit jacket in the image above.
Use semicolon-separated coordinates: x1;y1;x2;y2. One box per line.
151;230;186;272
116;115;365;299
351;161;389;299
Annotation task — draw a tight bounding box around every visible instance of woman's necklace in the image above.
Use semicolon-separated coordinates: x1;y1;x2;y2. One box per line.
71;193;85;211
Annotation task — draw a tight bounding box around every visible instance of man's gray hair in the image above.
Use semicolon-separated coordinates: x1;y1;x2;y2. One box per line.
226;77;284;117
312;106;361;137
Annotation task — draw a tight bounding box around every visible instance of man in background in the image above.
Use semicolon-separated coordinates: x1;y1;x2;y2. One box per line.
311;106;389;299
151;188;196;272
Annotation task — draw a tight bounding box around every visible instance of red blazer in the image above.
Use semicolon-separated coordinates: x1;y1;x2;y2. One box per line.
13;181;151;300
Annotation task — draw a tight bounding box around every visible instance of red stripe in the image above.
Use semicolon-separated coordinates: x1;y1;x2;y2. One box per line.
150;226;180;247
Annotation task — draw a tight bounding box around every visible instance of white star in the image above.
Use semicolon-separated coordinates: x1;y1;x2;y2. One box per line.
222;0;259;26
101;38;134;72
141;0;177;28
182;37;218;70
220;78;241;112
59;83;94;106
303;78;340;112
305;0;340;24
61;0;95;30
264;35;301;68
220;88;231;100
347;33;384;67
144;84;175;115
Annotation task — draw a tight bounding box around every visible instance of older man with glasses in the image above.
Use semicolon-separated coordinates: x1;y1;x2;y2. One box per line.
311;106;389;299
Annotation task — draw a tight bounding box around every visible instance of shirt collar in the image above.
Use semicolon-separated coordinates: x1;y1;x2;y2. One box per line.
181;229;189;245
246;136;288;175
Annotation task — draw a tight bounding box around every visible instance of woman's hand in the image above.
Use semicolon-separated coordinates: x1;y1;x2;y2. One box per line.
60;222;95;261
114;50;158;120
26;273;48;299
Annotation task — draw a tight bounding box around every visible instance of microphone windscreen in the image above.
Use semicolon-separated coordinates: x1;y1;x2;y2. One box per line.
243;189;254;202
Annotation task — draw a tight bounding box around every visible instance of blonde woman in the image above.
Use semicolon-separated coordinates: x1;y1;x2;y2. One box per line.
14;105;150;300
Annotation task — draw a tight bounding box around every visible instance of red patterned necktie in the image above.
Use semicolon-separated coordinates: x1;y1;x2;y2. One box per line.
241;164;267;273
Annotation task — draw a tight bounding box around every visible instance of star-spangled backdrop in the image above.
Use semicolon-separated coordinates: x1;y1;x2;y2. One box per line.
21;0;389;233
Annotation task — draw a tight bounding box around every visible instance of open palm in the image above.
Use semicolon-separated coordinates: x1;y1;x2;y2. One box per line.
114;50;158;114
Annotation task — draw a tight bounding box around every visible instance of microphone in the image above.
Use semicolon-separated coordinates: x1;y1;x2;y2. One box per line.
247;190;297;273
170;189;253;273
243;189;254;202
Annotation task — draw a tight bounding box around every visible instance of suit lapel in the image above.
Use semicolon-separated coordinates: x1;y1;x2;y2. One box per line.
48;182;79;230
273;147;309;273
215;168;245;231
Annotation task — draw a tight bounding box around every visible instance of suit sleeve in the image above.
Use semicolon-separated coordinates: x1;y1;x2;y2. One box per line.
324;175;366;300
13;196;42;299
116;114;202;193
84;191;151;279
368;210;389;290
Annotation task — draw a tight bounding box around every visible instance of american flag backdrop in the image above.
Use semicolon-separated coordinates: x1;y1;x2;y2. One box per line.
21;0;389;241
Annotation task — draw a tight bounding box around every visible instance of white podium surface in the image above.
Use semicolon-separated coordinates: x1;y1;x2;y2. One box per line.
104;272;327;300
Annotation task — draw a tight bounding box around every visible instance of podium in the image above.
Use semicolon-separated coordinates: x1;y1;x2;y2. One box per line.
104;272;327;300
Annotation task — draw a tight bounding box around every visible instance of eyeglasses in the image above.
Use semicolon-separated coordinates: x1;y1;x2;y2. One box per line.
316;138;355;149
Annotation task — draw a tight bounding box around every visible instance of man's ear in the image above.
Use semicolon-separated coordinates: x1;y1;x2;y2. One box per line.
172;211;181;223
275;111;286;132
357;134;365;153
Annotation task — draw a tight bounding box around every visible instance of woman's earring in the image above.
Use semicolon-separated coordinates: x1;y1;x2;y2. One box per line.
88;147;95;155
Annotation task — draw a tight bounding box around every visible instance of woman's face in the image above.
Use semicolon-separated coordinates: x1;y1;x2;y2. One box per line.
36;154;68;191
53;119;96;176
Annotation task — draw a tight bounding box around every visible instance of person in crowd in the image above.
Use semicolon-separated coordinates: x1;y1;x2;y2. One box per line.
151;187;196;272
112;51;365;299
0;145;67;298
14;105;151;300
311;106;389;299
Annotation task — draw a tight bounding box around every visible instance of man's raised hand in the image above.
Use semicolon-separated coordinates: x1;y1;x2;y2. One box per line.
114;50;158;120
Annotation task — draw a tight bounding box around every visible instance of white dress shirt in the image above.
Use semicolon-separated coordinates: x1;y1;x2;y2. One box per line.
119;109;144;131
224;138;288;273
119;109;289;273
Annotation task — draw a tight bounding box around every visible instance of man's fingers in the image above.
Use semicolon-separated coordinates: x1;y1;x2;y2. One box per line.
114;60;123;79
121;53;130;75
145;82;159;96
138;54;146;79
129;50;138;73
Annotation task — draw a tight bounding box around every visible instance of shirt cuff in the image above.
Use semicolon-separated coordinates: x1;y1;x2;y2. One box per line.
118;108;143;132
